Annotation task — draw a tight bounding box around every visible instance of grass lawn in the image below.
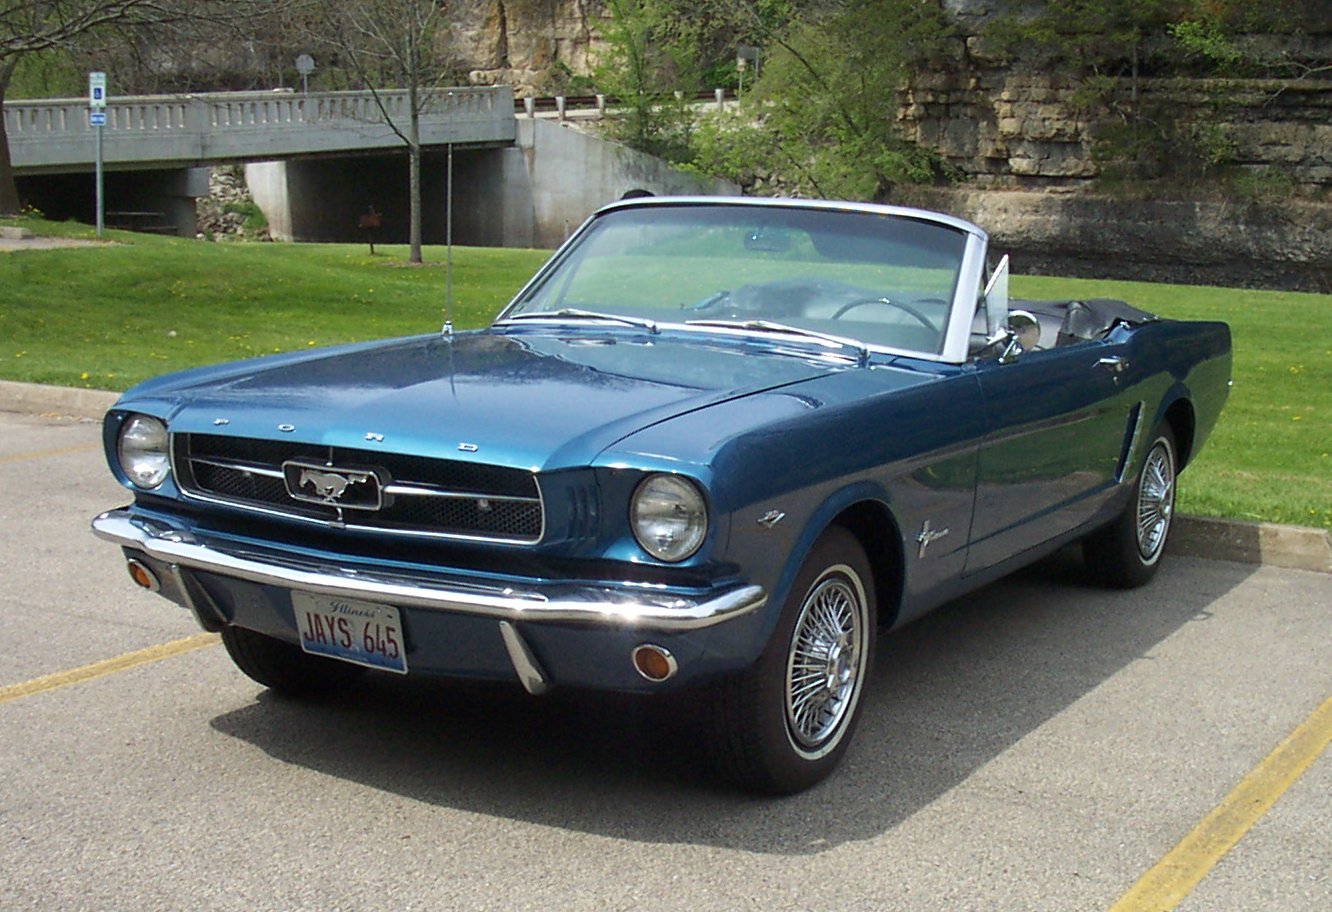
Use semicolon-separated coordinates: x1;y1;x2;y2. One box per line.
3;216;1328;530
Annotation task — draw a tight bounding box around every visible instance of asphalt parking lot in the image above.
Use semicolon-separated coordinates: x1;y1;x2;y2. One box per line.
2;407;1328;912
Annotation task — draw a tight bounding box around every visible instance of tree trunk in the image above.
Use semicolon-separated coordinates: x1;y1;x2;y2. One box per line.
408;86;422;264
0;57;21;217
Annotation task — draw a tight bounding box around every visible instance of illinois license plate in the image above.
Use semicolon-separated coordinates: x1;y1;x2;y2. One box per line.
292;592;407;674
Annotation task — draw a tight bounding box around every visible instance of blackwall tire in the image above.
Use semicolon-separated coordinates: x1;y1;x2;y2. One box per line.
220;625;360;696
707;527;876;794
1084;423;1177;589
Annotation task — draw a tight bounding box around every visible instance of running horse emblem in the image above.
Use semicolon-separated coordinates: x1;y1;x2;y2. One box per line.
299;468;369;504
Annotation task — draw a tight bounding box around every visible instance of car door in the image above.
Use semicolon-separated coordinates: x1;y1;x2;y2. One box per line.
964;339;1140;573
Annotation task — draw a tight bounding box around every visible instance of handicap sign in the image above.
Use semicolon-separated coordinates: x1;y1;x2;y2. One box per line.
89;72;107;109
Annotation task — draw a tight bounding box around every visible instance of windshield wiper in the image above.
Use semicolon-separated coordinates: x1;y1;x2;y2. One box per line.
500;308;659;334
685;319;869;364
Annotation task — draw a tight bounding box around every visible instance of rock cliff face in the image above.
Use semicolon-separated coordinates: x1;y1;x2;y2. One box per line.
446;0;604;93
905;1;1332;190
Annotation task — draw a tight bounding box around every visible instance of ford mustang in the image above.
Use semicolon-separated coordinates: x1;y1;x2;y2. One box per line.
93;198;1231;792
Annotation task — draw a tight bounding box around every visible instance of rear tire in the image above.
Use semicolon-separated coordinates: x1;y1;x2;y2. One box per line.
706;527;875;794
1084;423;1177;589
220;625;360;696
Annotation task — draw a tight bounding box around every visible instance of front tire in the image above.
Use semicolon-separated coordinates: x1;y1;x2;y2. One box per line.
706;527;875;793
1084;423;1177;589
220;625;360;696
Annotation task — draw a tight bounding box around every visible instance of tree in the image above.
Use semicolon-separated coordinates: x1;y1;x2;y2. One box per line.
688;0;953;200
593;0;701;161
302;0;458;264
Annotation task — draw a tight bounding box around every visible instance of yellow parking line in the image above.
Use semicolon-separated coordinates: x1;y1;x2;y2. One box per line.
0;633;219;705
1108;694;1332;912
0;442;102;464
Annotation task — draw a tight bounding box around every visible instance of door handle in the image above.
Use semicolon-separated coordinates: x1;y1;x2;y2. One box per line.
1096;355;1129;373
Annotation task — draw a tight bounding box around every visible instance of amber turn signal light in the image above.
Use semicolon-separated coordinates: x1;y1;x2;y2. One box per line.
126;559;160;592
631;644;678;683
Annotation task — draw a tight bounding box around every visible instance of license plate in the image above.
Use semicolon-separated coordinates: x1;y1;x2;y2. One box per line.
292;592;408;674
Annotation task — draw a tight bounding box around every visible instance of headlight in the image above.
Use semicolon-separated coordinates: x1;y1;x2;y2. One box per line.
630;474;708;562
117;414;171;489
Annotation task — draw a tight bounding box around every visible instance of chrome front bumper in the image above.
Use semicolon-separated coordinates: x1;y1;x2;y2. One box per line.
91;509;766;632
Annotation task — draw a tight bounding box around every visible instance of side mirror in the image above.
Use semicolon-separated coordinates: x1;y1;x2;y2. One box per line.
1008;310;1041;352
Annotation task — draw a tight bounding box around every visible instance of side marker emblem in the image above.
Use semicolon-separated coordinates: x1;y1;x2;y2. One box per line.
916;520;950;559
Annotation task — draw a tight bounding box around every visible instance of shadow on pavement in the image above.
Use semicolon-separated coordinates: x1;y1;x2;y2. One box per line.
209;549;1255;854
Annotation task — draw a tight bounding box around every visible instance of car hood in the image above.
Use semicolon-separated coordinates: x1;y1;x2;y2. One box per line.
124;330;852;470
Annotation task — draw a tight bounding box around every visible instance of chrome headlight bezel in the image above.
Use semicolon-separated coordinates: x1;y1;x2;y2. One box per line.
630;473;708;563
116;414;171;490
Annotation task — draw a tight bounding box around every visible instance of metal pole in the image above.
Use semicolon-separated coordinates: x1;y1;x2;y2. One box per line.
95;121;104;237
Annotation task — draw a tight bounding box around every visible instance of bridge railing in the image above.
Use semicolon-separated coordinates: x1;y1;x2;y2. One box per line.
6;86;515;172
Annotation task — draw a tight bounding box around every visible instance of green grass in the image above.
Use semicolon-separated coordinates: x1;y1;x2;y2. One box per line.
1;218;549;390
3;216;1329;530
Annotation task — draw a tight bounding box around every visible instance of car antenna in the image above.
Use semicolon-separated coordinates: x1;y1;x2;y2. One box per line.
442;113;455;338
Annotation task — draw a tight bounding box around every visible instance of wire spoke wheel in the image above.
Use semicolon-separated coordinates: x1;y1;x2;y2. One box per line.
784;564;869;759
1136;439;1175;561
705;528;876;792
1083;422;1178;589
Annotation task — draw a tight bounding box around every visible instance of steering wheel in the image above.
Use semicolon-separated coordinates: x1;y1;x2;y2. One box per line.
830;297;937;331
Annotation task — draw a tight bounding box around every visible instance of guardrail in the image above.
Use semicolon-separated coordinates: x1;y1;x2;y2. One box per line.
6;86;516;172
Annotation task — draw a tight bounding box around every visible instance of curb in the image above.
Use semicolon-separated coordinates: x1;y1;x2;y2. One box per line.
1169;515;1331;575
3;380;1329;574
0;379;120;420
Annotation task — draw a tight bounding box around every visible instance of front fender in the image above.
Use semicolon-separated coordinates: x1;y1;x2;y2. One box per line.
733;479;899;647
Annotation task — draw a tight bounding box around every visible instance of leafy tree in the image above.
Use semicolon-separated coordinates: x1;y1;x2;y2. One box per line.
689;0;953;200
594;0;701;161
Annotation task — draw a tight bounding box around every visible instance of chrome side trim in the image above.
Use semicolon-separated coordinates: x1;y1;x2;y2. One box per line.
92;510;766;632
1118;402;1147;483
498;621;550;695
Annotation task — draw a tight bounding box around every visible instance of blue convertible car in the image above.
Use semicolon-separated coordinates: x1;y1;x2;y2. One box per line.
94;198;1231;792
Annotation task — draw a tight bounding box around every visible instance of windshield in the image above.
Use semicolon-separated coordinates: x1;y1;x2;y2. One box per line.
502;203;970;356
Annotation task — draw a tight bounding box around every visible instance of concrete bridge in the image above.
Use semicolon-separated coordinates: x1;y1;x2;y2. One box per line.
6;86;733;246
6;87;514;173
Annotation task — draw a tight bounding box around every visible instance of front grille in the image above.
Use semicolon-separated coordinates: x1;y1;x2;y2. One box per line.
173;433;543;543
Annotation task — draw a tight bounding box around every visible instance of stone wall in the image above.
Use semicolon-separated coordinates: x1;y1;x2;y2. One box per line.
900;72;1332;190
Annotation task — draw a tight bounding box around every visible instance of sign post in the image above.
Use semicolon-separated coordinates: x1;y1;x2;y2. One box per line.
295;54;315;95
89;72;107;237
